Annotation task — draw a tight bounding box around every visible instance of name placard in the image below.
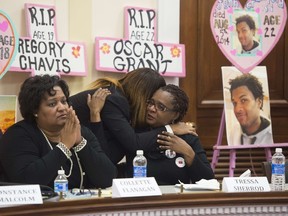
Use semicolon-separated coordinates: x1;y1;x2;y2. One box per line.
222;177;270;192
0;184;43;207
112;177;162;198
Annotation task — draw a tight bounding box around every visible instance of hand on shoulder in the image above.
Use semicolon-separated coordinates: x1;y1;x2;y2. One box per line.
170;122;198;136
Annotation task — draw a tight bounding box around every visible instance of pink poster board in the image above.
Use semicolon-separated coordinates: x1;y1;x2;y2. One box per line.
10;3;87;77
210;0;287;73
95;7;186;77
0;10;18;80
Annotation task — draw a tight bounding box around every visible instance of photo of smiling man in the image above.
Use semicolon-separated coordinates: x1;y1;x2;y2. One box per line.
231;11;261;56
222;66;274;146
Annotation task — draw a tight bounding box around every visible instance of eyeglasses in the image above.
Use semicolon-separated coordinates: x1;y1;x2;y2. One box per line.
146;99;176;112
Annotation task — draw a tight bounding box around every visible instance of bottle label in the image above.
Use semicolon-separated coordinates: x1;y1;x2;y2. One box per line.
271;163;285;175
54;182;68;192
133;166;147;178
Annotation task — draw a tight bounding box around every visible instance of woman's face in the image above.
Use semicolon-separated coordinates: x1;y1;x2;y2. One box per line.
146;89;179;128
35;86;69;131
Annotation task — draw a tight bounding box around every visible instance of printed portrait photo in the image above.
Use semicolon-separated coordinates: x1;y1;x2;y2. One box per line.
222;66;273;146
231;10;262;56
0;95;17;135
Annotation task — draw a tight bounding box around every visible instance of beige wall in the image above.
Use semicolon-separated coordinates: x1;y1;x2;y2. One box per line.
0;0;179;121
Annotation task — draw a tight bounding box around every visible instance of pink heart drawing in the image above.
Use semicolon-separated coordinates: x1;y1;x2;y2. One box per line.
210;0;287;73
0;21;8;32
0;10;19;79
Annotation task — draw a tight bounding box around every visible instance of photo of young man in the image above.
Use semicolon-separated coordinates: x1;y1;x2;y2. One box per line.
222;67;273;146
232;12;261;56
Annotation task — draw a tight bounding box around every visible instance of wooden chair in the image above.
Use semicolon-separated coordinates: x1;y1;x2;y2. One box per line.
261;160;288;183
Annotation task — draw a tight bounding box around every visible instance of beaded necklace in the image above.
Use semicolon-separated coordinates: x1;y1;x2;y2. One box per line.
40;129;73;178
40;129;85;189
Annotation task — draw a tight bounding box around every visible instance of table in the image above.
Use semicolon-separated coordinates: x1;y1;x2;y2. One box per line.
1;186;288;216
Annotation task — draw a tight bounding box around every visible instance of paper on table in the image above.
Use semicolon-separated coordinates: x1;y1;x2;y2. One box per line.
175;179;220;190
239;169;251;177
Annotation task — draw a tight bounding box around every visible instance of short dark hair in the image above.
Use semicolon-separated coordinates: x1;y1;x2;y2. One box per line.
229;73;264;109
18;75;70;122
160;84;189;123
236;14;256;30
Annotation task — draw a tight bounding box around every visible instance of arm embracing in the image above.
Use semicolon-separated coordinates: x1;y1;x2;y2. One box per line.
185;135;215;182
101;95;164;154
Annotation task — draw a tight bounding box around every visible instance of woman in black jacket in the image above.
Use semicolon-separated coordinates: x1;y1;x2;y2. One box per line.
0;75;117;189
69;68;195;165
125;84;214;185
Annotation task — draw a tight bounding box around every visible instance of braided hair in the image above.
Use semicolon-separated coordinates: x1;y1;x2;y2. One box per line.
160;84;189;123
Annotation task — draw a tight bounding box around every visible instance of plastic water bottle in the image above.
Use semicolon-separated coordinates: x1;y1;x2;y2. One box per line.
133;150;147;178
54;170;68;198
271;148;285;191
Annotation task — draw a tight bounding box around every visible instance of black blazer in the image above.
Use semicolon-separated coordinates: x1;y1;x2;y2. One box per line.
70;86;166;164
126;134;215;185
0;120;117;189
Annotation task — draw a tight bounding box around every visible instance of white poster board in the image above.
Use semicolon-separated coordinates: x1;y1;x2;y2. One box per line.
10;3;87;77
95;6;185;77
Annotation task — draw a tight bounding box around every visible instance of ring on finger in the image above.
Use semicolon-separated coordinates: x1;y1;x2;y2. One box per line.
186;121;196;128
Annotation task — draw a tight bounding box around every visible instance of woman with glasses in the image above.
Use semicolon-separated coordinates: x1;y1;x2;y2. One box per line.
125;84;214;184
69;68;195;166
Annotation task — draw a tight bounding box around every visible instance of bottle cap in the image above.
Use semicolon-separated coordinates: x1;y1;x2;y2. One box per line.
58;170;65;175
275;148;282;153
136;150;144;155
